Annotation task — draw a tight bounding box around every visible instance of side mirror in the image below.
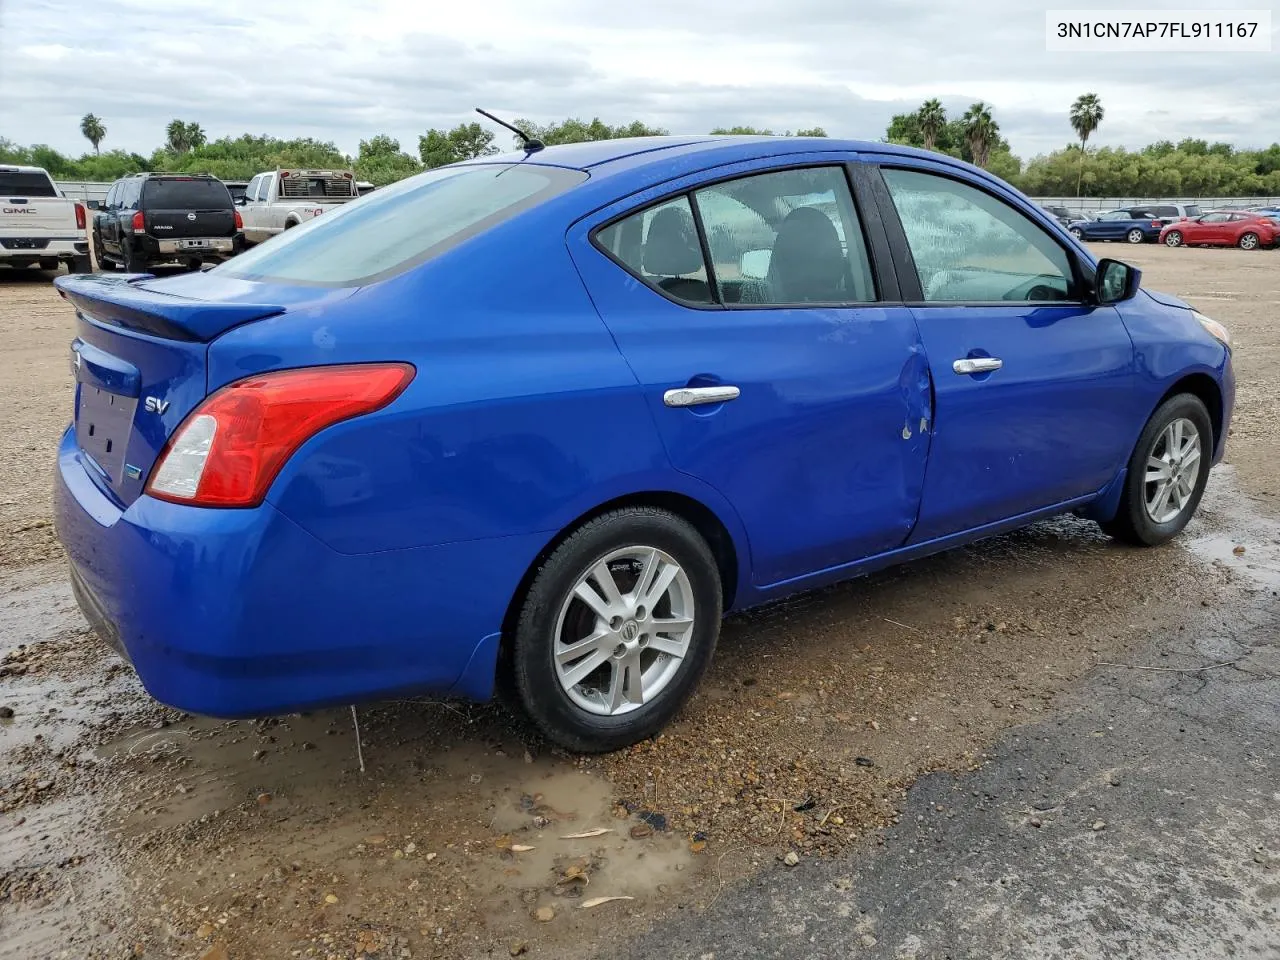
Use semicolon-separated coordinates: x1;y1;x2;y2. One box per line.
234;196;248;206
85;199;102;210
1095;258;1141;305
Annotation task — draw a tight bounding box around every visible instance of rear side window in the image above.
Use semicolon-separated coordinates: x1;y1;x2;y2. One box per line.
595;196;712;305
0;171;57;197
1153;206;1178;218
143;178;232;209
221;164;586;286
1184;205;1201;217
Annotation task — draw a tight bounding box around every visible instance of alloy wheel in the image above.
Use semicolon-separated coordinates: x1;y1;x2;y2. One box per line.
1144;417;1203;524
1165;232;1183;247
1127;228;1145;244
552;546;696;716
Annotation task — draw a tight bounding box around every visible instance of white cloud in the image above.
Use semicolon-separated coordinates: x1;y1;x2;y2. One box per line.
1;0;1277;161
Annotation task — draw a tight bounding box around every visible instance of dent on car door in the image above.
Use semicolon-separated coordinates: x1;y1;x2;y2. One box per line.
569;158;931;588
873;164;1138;542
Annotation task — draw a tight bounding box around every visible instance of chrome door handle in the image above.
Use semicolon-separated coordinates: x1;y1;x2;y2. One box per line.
663;385;741;408
953;357;1003;375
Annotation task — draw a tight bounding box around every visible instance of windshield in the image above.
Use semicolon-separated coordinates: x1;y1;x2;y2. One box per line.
0;171;57;197
142;178;233;209
220;163;587;286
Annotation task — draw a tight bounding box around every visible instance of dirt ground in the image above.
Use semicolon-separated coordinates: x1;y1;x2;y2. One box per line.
0;244;1276;960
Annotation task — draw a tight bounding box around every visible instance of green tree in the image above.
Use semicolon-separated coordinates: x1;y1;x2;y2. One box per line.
417;122;498;169
711;125;774;135
918;99;946;152
355;134;422;185
1069;93;1104;195
80;113;106;155
962;102;999;169
511;117;668;147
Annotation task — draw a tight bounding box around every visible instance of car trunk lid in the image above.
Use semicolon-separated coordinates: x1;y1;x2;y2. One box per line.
54;272;288;507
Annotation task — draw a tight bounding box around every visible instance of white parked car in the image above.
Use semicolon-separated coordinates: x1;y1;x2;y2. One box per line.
236;169;360;245
0;165;91;273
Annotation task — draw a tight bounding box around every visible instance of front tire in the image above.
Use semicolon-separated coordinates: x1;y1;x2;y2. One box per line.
511;507;722;752
1164;231;1183;247
1126;228;1146;244
1101;394;1212;546
1238;232;1259;250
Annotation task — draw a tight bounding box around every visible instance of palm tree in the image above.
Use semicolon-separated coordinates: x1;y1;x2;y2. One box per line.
918;99;946;152
1069;93;1104;196
962;102;998;169
80;113;106;155
165;119;189;153
185;122;207;151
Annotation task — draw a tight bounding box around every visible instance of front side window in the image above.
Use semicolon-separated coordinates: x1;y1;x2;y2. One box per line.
1096;210;1127;222
881;167;1075;303
694;166;875;304
1200;213;1230;223
244;175;261;201
221;164;586;286
595;196;712;305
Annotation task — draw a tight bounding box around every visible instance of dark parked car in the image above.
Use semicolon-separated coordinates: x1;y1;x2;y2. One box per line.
1041;204;1090;228
1067;208;1165;244
93;174;242;272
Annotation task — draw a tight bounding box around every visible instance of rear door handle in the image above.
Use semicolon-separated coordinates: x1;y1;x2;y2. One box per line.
953;357;1003;375
663;385;741;408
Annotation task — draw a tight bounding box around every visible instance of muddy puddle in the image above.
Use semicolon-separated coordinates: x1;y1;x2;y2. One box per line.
1;471;1269;959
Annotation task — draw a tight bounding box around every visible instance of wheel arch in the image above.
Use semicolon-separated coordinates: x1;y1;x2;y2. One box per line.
1158;372;1223;451
497;489;744;676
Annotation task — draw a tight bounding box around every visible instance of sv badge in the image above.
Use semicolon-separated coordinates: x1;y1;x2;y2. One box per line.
143;396;170;415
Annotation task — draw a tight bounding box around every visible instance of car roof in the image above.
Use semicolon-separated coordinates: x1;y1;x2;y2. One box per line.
0;164;51;174
461;134;972;181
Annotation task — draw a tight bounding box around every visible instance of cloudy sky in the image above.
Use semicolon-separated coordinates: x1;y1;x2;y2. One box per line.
1;0;1278;161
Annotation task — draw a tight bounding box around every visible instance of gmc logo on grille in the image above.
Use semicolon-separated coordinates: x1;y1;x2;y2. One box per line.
3;207;36;214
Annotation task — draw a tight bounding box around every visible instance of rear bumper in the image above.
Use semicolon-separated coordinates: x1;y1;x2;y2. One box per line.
0;238;88;259
139;236;236;258
53;428;529;717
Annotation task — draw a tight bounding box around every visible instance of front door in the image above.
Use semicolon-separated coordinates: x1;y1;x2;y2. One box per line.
571;160;931;587
874;163;1138;542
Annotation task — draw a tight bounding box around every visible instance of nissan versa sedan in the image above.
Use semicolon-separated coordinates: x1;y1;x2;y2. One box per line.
53;136;1234;752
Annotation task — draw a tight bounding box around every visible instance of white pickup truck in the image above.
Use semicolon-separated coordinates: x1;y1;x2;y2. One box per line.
236;168;360;245
0;165;91;273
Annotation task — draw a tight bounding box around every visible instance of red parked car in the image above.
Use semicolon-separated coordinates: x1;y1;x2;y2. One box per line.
1160;211;1279;250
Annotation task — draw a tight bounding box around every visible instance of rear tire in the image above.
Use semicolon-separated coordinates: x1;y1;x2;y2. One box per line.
511;507;722;753
70;254;92;274
1238;232;1259;250
1070;227;1084;240
38;258;58;271
1100;394;1212;547
1126;228;1145;244
123;242;147;273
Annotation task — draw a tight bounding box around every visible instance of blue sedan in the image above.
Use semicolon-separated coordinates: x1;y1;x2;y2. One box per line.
53;136;1234;752
1068;208;1165;244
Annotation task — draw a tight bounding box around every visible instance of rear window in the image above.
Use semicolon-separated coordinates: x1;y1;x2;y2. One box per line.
0;171;57;197
279;175;357;199
220;164;586;286
142;178;232;209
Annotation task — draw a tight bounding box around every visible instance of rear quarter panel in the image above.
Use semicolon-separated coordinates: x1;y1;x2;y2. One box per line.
206;209;749;560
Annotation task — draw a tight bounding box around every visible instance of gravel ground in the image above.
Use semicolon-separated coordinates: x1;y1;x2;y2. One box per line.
0;245;1276;960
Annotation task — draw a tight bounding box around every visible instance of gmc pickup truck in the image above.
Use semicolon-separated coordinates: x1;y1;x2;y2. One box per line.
237;168;359;245
0;165;91;273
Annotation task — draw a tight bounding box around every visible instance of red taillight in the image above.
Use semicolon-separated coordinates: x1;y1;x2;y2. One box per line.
234;209;243;229
1152;221;1161;228
131;210;145;233
74;202;86;230
146;363;415;508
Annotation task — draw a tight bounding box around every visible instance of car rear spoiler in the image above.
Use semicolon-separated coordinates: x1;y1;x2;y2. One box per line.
53;273;285;343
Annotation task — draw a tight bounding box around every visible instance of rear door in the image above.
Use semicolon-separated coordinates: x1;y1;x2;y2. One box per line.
570;157;931;587
141;177;235;240
871;161;1137;541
